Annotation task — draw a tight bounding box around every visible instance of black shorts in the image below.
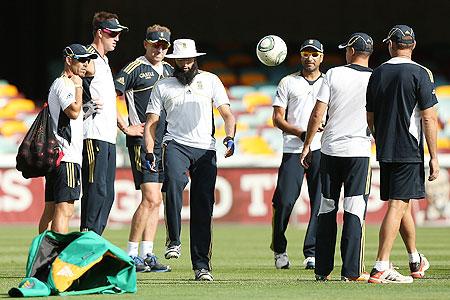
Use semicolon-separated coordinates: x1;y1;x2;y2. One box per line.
128;145;164;190
379;162;425;201
45;162;81;203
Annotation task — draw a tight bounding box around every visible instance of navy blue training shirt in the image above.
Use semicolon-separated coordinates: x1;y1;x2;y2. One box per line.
366;57;438;163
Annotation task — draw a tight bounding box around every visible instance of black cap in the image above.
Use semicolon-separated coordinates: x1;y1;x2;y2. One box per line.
383;25;415;44
338;32;374;53
63;44;98;60
95;18;129;32
300;39;324;52
145;31;171;45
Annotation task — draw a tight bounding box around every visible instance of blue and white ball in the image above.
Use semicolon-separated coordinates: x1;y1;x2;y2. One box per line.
256;35;287;66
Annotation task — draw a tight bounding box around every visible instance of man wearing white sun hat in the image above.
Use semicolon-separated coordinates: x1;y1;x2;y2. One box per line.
144;39;236;281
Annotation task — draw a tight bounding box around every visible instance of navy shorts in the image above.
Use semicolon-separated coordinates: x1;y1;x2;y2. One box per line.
128;145;164;190
379;162;425;201
45;162;81;203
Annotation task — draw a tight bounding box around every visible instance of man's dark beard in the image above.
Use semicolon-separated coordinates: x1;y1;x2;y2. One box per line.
173;61;199;85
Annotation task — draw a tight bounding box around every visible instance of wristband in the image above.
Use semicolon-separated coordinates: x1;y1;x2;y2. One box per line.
223;136;234;146
300;132;306;142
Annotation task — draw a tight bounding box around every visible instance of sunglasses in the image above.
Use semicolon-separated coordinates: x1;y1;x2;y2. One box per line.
101;29;120;38
148;41;170;50
74;57;91;64
300;51;322;58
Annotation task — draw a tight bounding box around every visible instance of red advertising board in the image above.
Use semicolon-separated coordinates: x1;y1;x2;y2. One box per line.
0;168;449;226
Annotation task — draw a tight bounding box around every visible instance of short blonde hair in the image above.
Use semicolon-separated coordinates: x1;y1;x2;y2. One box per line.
146;24;171;34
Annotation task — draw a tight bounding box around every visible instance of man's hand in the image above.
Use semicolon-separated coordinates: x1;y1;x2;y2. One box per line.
83;98;103;120
125;124;144;137
70;74;82;86
428;158;439;181
92;98;103;112
300;146;312;169
145;153;157;172
223;136;235;158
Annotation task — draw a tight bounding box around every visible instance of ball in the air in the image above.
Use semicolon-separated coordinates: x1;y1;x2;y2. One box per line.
256;35;287;66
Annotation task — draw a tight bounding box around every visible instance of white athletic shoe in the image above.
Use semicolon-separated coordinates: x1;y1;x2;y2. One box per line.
303;257;315;270
274;252;290;269
165;245;181;259
194;269;214;281
368;267;413;284
409;253;430;278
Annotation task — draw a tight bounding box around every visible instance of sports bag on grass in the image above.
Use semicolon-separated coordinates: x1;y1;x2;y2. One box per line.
16;103;64;179
8;230;137;297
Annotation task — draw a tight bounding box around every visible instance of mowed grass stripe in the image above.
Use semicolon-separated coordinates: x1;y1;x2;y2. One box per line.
0;225;449;299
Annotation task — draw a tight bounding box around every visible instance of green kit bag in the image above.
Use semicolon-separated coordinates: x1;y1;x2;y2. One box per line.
9;230;136;297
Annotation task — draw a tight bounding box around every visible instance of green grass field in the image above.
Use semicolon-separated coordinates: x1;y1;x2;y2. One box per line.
0;224;449;299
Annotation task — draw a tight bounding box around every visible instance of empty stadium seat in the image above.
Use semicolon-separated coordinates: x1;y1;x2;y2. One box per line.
261;127;283;153
0;120;28;137
257;84;278;98
229;99;248;113
242;92;272;112
0;98;35;118
239;71;268;86
227;52;255;68
117;97;128;117
228;85;256;100
0;84;19;97
239;135;274;155
217;71;238;86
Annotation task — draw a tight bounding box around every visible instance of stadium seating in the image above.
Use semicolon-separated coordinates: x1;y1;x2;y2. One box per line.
2;45;450;167
242;92;272;112
228;85;256;100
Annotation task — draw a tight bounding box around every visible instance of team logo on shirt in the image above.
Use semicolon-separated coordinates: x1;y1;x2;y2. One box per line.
116;77;125;85
196;81;203;90
139;72;154;79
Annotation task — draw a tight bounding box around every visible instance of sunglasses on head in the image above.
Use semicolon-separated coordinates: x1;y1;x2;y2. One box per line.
300;51;322;58
101;28;120;38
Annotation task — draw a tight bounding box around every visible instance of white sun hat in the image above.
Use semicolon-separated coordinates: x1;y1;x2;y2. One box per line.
165;39;206;59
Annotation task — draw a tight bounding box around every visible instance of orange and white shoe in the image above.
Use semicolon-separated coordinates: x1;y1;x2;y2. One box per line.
341;272;370;282
368;267;413;284
409;253;430;279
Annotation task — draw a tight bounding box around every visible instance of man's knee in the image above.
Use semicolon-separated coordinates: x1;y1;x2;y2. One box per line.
55;202;75;218
388;199;409;214
141;183;163;208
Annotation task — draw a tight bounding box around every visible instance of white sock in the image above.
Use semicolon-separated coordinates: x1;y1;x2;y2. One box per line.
374;260;390;271
409;251;420;263
140;241;154;257
127;241;139;257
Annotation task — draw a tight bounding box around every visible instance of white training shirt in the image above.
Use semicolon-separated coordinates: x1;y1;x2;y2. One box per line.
83;52;117;144
147;70;230;150
273;72;324;153
317;64;372;157
48;76;83;165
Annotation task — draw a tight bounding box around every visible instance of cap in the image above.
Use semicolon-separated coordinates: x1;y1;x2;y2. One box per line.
338;32;374;52
63;44;98;60
145;31;171;45
8;277;51;297
382;25;415;44
300;39;324;52
165;39;206;59
95;18;129;32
